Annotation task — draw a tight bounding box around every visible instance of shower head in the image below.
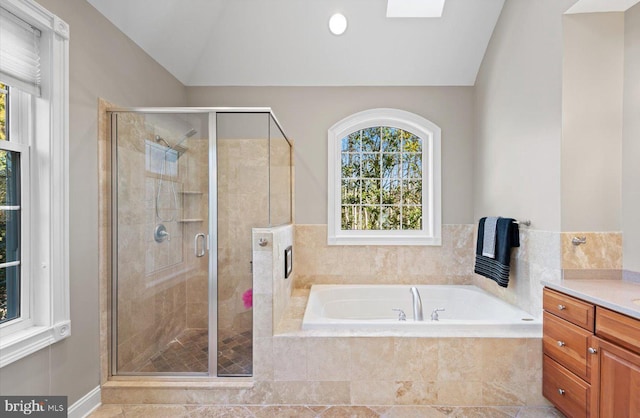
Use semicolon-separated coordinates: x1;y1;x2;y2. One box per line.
174;128;197;149
154;128;196;159
172;128;197;157
184;128;198;139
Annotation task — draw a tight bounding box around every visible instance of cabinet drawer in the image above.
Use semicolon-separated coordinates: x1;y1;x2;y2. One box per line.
543;355;590;418
544;311;593;381
544;288;595;331
596;307;640;355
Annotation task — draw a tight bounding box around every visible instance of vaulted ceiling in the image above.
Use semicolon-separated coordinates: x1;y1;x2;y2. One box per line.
86;0;640;86
86;0;505;86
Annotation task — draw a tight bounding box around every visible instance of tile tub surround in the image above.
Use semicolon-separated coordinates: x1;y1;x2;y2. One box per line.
294;224;477;288
561;231;623;270
295;224;561;319
473;229;562;319
101;225;549;408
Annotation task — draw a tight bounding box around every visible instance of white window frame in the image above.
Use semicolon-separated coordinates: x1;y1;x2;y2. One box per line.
0;101;32;336
0;0;69;368
327;108;441;246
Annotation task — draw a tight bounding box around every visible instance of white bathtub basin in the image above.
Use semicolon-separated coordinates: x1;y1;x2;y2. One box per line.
302;284;541;338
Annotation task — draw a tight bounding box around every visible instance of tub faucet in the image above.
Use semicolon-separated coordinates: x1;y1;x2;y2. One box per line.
409;287;424;321
431;308;445;321
392;308;406;321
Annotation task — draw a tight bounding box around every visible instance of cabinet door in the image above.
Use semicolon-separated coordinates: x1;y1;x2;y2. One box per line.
592;337;640;418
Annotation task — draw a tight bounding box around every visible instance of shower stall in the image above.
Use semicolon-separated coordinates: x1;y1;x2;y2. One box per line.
108;108;292;377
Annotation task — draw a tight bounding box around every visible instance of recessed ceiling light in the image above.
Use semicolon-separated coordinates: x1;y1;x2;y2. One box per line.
329;13;347;35
386;0;446;18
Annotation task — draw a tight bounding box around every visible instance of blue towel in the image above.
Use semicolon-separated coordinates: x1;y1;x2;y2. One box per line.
474;217;520;288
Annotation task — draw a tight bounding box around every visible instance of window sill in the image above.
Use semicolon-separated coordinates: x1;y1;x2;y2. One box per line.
328;235;442;246
0;321;71;368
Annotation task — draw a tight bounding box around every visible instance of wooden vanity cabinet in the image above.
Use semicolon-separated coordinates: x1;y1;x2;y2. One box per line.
590;337;640;418
543;288;640;418
591;307;640;418
543;288;595;417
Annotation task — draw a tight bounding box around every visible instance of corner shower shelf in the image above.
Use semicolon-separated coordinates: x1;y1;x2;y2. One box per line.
178;219;204;223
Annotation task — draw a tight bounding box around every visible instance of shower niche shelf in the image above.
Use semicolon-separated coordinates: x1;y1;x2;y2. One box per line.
179;191;204;223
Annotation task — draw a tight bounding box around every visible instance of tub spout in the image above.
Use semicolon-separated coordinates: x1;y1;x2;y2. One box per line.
410;287;424;321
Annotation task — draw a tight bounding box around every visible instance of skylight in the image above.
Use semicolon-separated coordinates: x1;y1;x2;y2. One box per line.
386;0;446;18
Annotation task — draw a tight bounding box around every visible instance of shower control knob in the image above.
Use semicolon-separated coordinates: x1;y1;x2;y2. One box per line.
154;224;170;243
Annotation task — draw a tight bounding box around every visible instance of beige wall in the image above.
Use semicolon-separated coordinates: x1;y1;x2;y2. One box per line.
474;0;576;232
561;13;625;232
187;86;475;225
623;3;640;271
0;0;187;404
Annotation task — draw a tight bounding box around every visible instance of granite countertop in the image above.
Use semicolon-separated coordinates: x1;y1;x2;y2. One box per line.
542;278;640;320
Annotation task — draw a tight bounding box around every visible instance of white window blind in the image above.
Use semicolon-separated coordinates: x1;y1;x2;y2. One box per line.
0;7;41;96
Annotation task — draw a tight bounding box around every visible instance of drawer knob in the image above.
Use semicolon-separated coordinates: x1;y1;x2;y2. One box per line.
558;388;566;395
588;347;598;354
558;304;566;310
557;341;566;347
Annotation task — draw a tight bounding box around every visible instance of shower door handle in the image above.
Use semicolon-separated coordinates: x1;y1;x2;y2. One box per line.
194;233;207;257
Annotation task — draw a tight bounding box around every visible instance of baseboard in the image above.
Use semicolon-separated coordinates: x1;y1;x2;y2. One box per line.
68;386;101;418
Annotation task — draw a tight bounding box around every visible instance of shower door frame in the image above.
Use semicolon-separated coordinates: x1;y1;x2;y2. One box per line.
108;107;289;378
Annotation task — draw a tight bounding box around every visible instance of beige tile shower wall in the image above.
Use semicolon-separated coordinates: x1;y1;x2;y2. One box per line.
561;232;623;270
114;112;189;371
217;138;269;334
183;138;210;329
294;224;475;287
473;229;562;318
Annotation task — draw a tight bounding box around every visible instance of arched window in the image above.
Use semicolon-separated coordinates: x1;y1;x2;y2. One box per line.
327;108;441;245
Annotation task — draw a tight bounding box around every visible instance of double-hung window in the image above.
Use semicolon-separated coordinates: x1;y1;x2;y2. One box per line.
0;0;70;368
1;83;30;327
327;108;441;245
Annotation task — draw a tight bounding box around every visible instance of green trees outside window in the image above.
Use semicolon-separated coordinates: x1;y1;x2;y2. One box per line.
340;126;423;231
0;83;21;323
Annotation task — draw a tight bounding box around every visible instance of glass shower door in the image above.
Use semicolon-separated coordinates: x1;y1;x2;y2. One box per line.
112;111;210;375
215;112;272;376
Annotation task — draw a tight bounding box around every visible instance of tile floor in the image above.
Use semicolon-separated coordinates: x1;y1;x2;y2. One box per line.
89;404;566;417
217;329;253;376
134;328;253;375
136;329;209;373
